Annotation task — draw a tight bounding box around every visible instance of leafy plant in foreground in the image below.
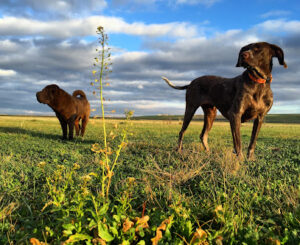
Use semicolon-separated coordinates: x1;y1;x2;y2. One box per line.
91;26;133;199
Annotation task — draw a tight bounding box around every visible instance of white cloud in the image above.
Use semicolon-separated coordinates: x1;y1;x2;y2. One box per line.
0;16;198;39
0;69;17;76
176;0;220;6
257;19;300;33
134;100;183;110
0;39;19;51
93;99;184;112
260;10;291;19
112;0;157;8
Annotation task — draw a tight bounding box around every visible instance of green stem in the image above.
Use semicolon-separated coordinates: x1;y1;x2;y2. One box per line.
98;35;109;198
106;132;127;197
111;133;126;173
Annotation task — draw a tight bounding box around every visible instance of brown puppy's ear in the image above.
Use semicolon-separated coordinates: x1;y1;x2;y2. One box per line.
49;84;60;94
271;44;287;68
47;84;60;101
50;84;60;90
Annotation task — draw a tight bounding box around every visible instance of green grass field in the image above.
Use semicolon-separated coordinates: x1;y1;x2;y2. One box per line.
0;116;299;244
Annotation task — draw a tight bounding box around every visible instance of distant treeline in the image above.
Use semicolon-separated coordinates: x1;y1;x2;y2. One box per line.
132;114;300;124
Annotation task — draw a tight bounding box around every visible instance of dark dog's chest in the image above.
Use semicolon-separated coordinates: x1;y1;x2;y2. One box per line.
241;86;273;122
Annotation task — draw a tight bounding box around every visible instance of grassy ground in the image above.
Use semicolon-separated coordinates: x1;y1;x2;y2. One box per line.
0;116;299;244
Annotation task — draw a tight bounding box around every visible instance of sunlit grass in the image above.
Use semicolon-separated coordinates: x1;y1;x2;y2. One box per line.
0;115;299;244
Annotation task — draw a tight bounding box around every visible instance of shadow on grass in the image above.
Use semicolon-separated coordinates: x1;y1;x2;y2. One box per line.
0;126;96;144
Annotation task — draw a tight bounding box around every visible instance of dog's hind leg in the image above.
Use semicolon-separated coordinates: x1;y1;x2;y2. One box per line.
67;115;77;140
80;116;89;137
74;119;80;136
200;105;217;151
177;104;198;152
247;115;264;159
229;112;243;158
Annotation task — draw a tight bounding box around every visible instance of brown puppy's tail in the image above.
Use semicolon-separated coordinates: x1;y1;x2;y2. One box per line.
72;90;87;100
161;76;189;90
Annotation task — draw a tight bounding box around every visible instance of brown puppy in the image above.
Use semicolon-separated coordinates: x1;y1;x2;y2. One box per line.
162;42;287;159
36;84;90;140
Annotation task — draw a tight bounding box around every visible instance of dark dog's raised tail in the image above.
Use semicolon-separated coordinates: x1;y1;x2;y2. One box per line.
162;76;189;90
73;90;87;99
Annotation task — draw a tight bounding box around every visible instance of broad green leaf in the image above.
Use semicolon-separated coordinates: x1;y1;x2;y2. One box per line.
64;233;92;243
110;226;118;236
62;223;76;231
113;214;120;222
98;223;114;242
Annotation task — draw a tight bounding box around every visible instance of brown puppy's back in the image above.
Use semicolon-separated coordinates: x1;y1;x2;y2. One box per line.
73;90;87;99
72;90;90;113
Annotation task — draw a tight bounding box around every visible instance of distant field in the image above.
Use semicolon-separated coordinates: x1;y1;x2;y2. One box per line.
0;116;299;244
1;113;299;124
132;114;300;124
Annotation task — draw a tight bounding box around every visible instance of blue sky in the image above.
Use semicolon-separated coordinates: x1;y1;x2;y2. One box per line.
0;0;299;116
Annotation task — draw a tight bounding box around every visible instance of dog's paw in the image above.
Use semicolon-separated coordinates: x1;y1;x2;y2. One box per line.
176;146;183;153
247;152;256;161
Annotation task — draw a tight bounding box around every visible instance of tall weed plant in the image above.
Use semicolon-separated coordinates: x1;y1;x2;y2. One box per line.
90;26;133;199
29;26;139;244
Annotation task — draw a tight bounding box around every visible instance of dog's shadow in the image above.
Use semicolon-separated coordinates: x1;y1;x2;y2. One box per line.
0;126;96;144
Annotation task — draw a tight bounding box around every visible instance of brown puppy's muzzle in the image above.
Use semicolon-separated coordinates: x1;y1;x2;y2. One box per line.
36;91;46;104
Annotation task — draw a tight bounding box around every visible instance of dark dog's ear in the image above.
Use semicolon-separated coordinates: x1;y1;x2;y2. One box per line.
271;44;287;68
236;49;243;67
235;49;242;67
235;45;249;67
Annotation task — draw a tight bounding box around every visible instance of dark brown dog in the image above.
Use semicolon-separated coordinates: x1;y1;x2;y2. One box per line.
162;42;287;159
36;84;90;140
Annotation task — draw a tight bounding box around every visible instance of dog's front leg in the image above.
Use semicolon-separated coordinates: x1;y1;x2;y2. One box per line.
61;122;68;140
67;115;77;140
229;113;243;158
56;112;68;140
68;122;74;140
247;116;263;160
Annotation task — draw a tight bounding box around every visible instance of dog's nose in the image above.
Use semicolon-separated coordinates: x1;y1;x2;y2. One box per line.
36;92;41;102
